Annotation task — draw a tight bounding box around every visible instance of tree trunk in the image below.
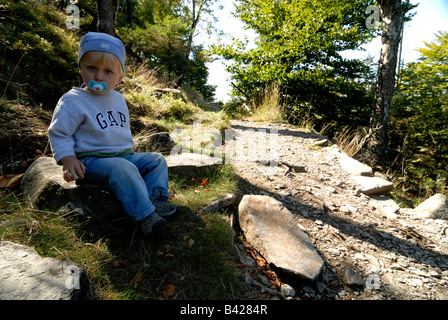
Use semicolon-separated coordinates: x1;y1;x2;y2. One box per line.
361;0;403;167
96;0;118;36
176;0;204;88
126;0;133;26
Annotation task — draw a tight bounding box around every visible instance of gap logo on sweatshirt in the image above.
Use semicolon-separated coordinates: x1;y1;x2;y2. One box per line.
96;110;127;130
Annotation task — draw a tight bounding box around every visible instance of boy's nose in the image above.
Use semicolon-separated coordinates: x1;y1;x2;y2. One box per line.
95;71;105;81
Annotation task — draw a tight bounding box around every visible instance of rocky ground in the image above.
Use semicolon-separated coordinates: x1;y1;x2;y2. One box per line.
1;104;447;300
226;119;448;300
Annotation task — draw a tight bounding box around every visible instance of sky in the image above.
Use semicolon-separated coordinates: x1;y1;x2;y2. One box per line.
196;0;448;102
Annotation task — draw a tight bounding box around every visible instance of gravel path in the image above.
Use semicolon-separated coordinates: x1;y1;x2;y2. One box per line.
227;119;448;300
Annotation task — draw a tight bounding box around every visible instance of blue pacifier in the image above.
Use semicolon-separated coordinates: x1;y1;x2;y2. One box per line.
88;80;108;93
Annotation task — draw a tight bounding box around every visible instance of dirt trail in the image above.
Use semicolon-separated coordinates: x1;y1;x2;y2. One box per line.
227;119;448;300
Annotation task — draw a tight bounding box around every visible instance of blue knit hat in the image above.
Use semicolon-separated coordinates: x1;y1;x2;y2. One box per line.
78;32;126;72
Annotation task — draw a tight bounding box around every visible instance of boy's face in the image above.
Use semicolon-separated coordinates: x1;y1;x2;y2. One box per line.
79;51;123;95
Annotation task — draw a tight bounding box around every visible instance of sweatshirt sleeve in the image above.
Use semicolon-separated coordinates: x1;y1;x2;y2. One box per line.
48;100;83;164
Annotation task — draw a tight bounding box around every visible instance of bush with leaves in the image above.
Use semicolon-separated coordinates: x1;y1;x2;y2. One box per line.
389;31;448;197
210;0;380;130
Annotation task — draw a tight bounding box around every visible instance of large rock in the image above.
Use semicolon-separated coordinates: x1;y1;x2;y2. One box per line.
0;241;93;300
410;194;448;220
238;195;324;281
327;147;373;176
21;157;122;219
21;154;223;216
350;175;394;195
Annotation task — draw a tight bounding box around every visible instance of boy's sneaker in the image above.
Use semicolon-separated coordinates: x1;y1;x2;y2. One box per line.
153;200;178;217
140;214;167;236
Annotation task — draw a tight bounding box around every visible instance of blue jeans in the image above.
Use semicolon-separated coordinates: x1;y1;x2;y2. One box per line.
78;152;169;222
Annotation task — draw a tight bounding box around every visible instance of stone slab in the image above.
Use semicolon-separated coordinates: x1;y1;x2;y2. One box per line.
351;175;394;195
0;241;93;300
411;194;448;220
238;195;324;281
327;147;373;176
166;152;222;178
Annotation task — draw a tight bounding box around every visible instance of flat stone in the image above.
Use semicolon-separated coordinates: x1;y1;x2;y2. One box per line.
0;241;93;300
166;152;222;178
411;194;448;220
327;148;373;176
351;175;394;195
313;139;328;147
238;195;324;281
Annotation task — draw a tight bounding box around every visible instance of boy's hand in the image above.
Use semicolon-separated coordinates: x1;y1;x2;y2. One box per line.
60;156;86;182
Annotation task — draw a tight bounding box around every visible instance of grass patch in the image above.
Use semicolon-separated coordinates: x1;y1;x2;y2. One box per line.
121;64;230;134
0;163;243;300
170;164;238;211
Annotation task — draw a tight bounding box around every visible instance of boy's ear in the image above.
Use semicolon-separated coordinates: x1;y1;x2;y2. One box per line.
117;74;124;84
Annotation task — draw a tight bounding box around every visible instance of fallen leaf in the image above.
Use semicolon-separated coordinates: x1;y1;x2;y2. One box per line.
163;284;176;297
34;150;44;159
200;178;208;186
0;173;24;188
188;238;195;247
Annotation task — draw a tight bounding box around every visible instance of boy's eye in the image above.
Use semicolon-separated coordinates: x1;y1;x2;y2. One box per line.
87;66;95;71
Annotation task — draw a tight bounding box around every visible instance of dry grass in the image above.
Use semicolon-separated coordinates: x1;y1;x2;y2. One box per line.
333;126;368;157
248;84;286;123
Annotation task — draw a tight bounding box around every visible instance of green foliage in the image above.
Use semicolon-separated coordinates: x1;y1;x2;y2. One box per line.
210;0;379;130
121;63;228;133
0;0;79;108
390;31;448;197
119;15;189;74
117;0;217;101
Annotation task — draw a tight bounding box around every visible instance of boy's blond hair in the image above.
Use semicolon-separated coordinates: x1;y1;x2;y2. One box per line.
80;51;124;75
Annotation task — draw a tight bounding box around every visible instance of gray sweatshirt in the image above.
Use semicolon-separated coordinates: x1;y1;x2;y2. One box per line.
48;87;134;164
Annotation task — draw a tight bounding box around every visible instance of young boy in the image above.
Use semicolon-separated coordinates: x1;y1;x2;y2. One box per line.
48;32;177;235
